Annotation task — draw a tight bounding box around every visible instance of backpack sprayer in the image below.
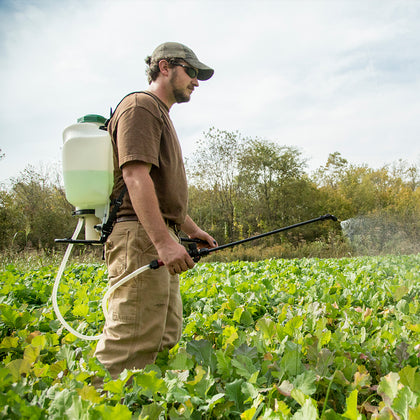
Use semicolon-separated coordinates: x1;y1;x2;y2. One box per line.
54;114;338;341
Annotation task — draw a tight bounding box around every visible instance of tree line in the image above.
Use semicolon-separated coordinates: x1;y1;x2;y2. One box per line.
0;132;419;256
187;129;419;254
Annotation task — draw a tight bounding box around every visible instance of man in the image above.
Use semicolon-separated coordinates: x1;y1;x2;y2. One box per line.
94;42;218;379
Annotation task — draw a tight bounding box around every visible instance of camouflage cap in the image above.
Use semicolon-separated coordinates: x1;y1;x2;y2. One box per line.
151;42;214;81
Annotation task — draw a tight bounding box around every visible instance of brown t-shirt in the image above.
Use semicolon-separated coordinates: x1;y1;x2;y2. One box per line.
107;91;188;225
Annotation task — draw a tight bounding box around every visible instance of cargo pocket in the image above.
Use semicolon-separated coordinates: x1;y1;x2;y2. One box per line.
106;229;138;322
105;227;129;280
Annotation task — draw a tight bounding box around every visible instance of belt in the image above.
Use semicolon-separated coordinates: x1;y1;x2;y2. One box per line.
115;215;180;232
115;215;139;223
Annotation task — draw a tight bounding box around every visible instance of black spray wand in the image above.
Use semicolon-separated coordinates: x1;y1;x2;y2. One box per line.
150;213;338;268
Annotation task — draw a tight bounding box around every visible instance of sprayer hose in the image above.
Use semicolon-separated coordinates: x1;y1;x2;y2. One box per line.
52;219;152;341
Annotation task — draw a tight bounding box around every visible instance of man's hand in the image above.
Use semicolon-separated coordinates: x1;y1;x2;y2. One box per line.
156;239;195;275
181;216;218;250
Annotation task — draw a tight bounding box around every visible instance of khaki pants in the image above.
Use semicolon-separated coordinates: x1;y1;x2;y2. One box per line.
94;221;182;379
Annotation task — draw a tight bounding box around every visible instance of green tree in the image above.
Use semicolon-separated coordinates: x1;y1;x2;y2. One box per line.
237;139;310;232
1;165;76;251
187;128;243;242
0;189;25;250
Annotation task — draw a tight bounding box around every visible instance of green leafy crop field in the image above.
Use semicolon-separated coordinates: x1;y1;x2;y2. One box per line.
0;255;419;419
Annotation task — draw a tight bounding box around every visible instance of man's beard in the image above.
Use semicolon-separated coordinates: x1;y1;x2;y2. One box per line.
170;72;191;103
173;87;191;104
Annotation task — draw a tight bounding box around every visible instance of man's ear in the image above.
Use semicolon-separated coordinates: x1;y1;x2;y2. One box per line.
158;59;170;77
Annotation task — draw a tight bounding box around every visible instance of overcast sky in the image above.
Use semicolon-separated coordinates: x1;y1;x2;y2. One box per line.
1;0;419;185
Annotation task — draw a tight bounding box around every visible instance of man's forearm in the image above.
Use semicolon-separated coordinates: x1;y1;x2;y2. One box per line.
180;215;200;237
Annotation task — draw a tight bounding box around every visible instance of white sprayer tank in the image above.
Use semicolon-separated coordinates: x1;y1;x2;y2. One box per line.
62;114;114;240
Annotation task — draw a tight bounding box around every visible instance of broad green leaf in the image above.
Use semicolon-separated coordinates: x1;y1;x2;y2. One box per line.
139;402;165;420
169;348;195;370
48;359;67;379
241;381;259;404
316;348;335;377
77;384;103;404
232;354;259;380
188;365;215;399
275;400;291;416
233;343;258;360
240;310;254;327
1;255;420;420
256;317;276;341
48;389;75;418
374;407;397;419
278;380;293;397
31;333;47;349
103;378;126;394
291;388;307;406
394;286;409;300
409;403;420;420
187;339;217;373
225;379;245;411
0;305;19;327
407;324;420;333
322;409;347;419
168;405;190;419
392;387;417;420
222;325;239;348
201;392;225;412
399;366;420;393
233;306;244;322
93;403;132;420
76;371;91;382
293;370;317;396
249;370;259;384
216;350;234;378
33;361;50;378
65;394;90;420
352;368;371;389
280;341;304;377
320;329;332;347
378;372;401;406
241;406;256;420
292;398;318;420
165;371;191;403
342;389;361;420
283;316;303;337
72;303;89;317
0;336;19;349
7;359;31;382
135;370;167;398
23;343;41;364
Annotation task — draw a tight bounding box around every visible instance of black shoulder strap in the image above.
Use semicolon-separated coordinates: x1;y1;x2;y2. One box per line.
100;185;127;243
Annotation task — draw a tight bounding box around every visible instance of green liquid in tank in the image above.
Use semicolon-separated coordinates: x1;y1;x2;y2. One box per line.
64;170;113;208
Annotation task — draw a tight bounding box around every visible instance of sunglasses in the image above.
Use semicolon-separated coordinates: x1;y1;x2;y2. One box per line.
173;63;199;79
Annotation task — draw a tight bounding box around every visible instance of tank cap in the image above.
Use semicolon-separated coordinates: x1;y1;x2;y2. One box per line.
77;114;107;124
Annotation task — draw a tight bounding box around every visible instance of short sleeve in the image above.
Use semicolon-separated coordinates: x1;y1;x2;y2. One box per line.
116;105;163;169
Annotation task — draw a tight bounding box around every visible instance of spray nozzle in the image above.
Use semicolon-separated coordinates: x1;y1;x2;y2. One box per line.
321;214;338;222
